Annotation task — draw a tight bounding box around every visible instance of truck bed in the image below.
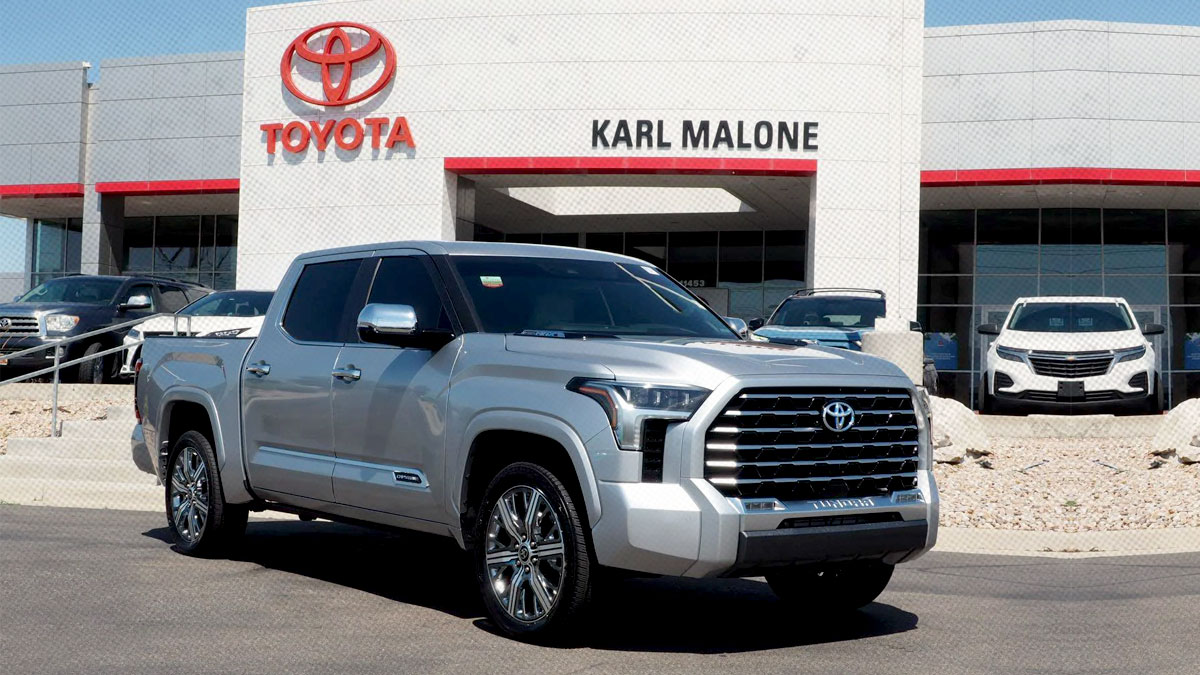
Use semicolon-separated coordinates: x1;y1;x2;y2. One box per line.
137;335;256;499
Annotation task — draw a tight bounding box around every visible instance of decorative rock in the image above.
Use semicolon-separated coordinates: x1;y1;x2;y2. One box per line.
928;396;991;464
1150;398;1200;463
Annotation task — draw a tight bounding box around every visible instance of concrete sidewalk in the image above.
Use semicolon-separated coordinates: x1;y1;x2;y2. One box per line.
938;526;1200;558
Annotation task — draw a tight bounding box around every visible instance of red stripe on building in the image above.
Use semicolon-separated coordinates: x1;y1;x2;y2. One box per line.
444;156;818;176
95;179;240;196
0;183;85;198
922;167;1200;187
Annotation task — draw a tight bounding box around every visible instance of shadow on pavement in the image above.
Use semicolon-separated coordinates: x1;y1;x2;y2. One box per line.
144;518;918;653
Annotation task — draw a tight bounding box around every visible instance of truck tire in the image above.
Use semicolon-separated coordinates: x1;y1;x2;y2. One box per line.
75;342;106;384
473;461;593;640
165;430;248;557
766;561;894;611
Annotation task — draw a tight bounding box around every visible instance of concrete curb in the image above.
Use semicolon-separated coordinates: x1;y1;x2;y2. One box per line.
937;526;1200;558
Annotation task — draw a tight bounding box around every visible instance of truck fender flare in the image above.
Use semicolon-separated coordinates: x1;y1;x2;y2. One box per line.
155;386;252;503
457;410;602;528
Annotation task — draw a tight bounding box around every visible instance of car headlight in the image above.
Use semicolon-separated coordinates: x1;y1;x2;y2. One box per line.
995;345;1028;363
44;314;80;333
127;328;142;341
204;327;248;339
1115;345;1147;363
567;378;709;450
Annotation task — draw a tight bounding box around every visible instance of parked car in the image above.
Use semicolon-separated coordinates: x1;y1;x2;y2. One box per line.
977;296;1164;414
749;288;938;393
0;275;209;383
119;290;273;378
133;241;937;640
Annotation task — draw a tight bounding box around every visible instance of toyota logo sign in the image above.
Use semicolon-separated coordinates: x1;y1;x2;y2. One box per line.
280;22;396;106
263;22;415;155
0;318;10;330
821;401;856;433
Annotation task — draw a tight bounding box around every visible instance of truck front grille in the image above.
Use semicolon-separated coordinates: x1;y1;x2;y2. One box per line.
0;316;39;337
704;387;920;501
1028;350;1112;378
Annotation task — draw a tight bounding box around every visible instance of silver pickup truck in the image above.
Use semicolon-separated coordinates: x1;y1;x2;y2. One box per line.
132;241;937;639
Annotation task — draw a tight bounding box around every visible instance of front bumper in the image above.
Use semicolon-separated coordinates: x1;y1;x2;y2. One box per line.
988;351;1156;411
588;374;938;579
0;335;67;368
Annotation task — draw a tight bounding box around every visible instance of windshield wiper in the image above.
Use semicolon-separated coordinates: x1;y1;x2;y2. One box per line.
515;329;622;340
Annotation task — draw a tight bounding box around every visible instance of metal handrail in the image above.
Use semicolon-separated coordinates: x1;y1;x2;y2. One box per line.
0;312;173;436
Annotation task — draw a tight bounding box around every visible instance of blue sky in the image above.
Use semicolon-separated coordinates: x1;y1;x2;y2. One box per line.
2;1;1200;72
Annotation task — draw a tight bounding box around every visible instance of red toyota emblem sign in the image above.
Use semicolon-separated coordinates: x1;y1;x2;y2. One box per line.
280;21;396;106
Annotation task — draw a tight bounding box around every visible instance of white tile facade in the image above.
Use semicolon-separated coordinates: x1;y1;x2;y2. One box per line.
239;0;924;317
923;20;1200;172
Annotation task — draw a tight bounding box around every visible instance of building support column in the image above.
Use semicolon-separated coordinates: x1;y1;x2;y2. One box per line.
79;186;123;275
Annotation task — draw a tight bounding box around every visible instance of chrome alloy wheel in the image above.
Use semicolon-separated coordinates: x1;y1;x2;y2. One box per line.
485;485;567;623
169;445;210;543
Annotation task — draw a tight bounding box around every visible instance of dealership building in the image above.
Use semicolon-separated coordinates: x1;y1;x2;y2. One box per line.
2;1;1200;406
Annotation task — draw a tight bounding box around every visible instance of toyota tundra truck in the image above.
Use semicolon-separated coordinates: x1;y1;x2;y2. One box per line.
132;241;937;639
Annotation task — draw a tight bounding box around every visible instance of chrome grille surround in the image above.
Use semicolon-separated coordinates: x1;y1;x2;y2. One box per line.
704;387;920;501
1027;350;1113;378
0;315;40;338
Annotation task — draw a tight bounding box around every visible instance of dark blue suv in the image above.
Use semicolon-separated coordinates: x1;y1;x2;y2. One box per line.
0;275;210;383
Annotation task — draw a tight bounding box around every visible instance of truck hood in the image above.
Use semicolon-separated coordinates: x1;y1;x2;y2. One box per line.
503;334;909;390
753;325;864;348
994;329;1146;352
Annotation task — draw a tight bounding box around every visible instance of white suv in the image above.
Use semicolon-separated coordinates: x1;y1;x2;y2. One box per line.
978;296;1164;414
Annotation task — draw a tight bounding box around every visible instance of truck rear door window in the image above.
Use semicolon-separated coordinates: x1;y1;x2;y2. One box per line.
282;259;361;342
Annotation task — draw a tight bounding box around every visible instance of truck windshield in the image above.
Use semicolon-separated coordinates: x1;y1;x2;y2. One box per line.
1008;302;1134;333
768;297;885;329
451;256;737;339
182;291;272;317
17;278;123;305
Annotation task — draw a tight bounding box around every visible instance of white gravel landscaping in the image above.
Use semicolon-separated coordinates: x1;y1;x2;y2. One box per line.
934;436;1200;532
1;397;126;454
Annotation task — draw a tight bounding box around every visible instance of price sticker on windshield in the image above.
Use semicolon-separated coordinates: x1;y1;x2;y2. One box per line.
479;276;503;289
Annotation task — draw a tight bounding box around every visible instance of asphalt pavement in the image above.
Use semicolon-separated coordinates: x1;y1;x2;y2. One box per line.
2;504;1199;674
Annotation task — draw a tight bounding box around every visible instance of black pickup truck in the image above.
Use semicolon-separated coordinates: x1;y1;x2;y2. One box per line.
0;275;210;383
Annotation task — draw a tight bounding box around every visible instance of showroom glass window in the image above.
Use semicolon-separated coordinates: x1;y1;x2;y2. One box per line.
120;215;238;289
917;207;1185;408
30;218;82;288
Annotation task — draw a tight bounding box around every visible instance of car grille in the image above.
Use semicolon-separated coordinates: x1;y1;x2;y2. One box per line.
0;316;39;337
704;387;920;501
1027;351;1113;378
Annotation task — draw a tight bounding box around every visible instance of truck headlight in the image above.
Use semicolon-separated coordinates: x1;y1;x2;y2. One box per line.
45;314;80;333
567;378;709;450
995;345;1028;364
1115;345;1147;363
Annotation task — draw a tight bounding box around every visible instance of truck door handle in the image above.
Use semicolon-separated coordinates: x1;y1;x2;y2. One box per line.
246;362;271;377
332;366;362;381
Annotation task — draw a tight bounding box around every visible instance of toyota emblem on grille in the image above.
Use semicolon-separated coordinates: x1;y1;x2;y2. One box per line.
0;318;10;330
821;401;856;433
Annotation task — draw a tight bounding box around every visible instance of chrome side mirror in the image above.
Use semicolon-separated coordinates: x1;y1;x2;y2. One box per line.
357;303;418;337
120;294;152;311
723;316;749;339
